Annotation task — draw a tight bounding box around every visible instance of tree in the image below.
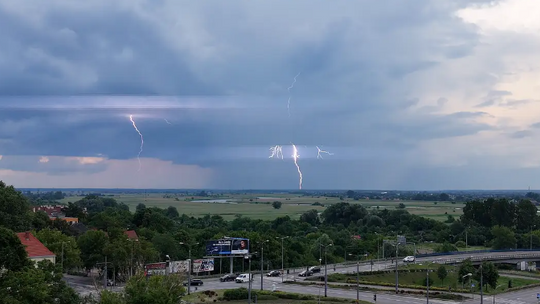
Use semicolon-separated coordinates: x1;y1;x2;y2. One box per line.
124;274;185;304
437;265;448;286
0;260;79;304
0;227;31;271
136;203;146;212
491;226;516;250
272;201;282;209
458;258;475;284
0;181;33;231
516;200;538;231
165;206;179;218
398;203;406;209
474;261;499;290
35;228;82;271
78;230;109;270
300;209;320;226
434;242;458;253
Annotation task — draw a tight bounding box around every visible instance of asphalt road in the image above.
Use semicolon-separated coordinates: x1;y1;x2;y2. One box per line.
461;287;540;304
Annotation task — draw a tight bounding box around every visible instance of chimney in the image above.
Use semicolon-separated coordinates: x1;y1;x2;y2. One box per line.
24;231;30;240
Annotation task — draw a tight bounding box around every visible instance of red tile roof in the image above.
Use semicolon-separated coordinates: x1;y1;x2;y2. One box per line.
124;230;138;240
16;232;56;258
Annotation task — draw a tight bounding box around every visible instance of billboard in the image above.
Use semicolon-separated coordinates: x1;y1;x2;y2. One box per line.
169;260;190;274
144;262;166;276
206;239;232;255
231;238;249;255
192;258;215;273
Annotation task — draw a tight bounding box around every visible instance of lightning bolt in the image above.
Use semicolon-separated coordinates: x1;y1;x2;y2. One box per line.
316;146;334;159
164;119;172;125
287;72;301;117
129;115;144;171
292;144;303;189
269;145;284;159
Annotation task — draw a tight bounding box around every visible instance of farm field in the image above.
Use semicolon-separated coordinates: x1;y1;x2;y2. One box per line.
59;192;465;221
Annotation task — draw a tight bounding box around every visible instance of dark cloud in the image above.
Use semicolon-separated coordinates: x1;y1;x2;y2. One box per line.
0;0;528;189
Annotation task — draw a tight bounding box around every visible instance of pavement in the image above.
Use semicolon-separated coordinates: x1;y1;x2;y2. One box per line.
63;250;540;303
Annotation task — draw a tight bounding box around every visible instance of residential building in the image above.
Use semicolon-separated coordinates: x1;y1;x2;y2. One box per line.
16;231;56;265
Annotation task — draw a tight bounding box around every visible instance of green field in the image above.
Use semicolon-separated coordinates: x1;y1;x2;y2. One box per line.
59;193;465;221
325;264;538;295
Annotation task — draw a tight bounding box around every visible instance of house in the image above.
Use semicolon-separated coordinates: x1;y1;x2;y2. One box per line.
124;230;139;241
32;205;79;225
16;231;56;265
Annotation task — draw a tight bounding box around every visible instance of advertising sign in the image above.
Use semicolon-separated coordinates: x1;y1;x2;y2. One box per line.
169;260;190;274
231;238;249;255
206;239;232;255
144;262;166;276
192;258;215;273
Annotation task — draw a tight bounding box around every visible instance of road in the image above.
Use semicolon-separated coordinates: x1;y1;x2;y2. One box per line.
461;287;540;304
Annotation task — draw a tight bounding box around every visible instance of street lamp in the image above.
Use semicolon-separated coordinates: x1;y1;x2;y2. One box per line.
129;237;139;278
349;253;360;302
276;236;289;283
179;242;199;295
320;243;333;298
462;273;472;290
245;253;256;304
260;240;269;291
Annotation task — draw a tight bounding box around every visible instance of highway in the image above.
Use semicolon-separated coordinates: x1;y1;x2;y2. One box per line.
64;250;540;303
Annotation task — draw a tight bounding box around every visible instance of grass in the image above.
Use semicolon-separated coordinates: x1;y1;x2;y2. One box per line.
59;192;466;221
325;265;538;295
183;289;370;304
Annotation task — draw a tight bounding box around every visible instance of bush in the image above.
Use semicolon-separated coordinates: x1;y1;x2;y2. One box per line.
455;241;466;248
223;288;250;300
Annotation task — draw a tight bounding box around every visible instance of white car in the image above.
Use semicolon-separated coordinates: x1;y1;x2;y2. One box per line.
403;256;415;263
235;273;253;283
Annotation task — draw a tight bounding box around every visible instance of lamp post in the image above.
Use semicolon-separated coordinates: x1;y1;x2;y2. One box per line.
480;264;484;304
245;253;256;304
260;240;269;291
129;237;139;278
276;236;289;282
462;273;472;290
320;243;333;298
180;242;199;295
349;253;360;302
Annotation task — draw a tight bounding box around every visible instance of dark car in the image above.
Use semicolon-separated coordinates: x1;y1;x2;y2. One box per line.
220;273;238;282
266;270;281;277
309;266;321;273
299;270;313;277
183;279;203;286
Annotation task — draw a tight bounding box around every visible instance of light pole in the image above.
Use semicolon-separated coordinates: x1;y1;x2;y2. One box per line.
245;253;256;304
480;264;484;304
180;242;199;295
320;243;333;298
129;238;139;278
260;240;269;291
349;253;360;302
395;241;399;294
462;273;472;290
276;236;289;282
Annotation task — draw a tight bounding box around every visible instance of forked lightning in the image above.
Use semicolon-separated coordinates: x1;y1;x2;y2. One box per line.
269;145;284;159
316;146;334;159
129;115;144;171
291;144;303;189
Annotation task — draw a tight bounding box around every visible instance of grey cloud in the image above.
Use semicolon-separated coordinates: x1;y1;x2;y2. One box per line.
509;130;533;139
531;122;540;129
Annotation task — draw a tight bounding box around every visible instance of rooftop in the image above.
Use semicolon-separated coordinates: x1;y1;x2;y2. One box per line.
16;231;56;258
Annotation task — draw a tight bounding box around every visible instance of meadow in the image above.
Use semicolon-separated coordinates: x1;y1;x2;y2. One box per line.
59;192;465;221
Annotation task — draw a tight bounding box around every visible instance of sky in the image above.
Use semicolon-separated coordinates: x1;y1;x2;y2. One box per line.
1;0;540;190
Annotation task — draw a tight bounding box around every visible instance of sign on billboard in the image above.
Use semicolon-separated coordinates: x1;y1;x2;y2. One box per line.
231;238;249;255
169;260;190;274
192;258;215;273
144;262;166;276
206;239;232;255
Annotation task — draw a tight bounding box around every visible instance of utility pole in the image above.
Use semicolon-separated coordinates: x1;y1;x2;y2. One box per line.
356;258;360;302
276;236;289;283
246;254;252;304
426;267;430;304
179;242;199;295
320;243;333;298
260;240;269;291
480;264;484;304
395;241;399;294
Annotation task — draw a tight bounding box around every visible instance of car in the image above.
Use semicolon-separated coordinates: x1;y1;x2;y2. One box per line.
220;273;238;282
299;270;313;277
235;273;253;283
309;266;321;273
183;279;203;286
403;256;415;263
266;270;281;277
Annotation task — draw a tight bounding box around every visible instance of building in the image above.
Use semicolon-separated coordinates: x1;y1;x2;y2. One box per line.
32;205;79;225
16;231;56;265
124;230;139;241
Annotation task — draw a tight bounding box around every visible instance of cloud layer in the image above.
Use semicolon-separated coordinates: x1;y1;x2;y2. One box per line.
1;0;540;189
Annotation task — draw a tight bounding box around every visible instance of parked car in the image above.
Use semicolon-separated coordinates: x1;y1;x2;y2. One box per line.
235;273;253;283
309;266;321;273
106;279;117;286
299;270;313;277
220;273;238;282
183;279;203;286
266;270;281;277
403;256;415;263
